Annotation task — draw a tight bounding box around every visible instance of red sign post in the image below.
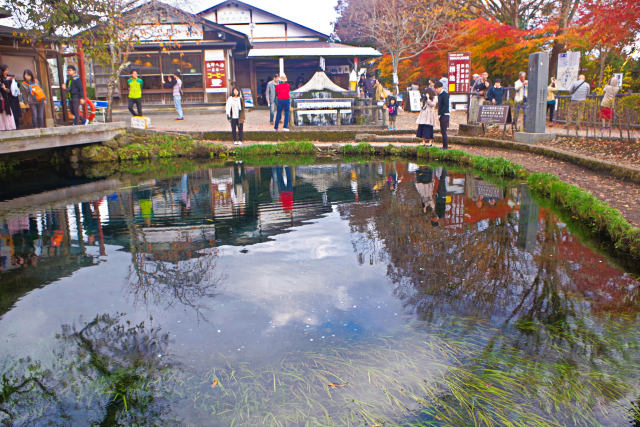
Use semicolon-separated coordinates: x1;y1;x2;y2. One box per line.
447;52;471;93
205;60;227;90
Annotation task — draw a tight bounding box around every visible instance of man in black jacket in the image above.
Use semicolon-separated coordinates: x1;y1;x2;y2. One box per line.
61;65;85;125
434;81;449;149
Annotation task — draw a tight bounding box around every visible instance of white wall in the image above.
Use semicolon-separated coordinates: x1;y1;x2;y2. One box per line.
202;5;323;41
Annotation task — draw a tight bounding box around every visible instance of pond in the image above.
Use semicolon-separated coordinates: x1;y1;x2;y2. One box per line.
0;159;638;426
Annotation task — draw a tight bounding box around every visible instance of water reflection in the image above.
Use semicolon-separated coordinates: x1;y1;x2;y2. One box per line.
0;160;638;425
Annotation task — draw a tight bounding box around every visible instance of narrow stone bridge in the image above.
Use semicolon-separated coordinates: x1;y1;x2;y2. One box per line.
0;122;126;155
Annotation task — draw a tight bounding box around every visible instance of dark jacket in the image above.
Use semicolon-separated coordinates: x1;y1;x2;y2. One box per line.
65;76;83;99
437;91;450;116
388;102;398;116
486;86;505;104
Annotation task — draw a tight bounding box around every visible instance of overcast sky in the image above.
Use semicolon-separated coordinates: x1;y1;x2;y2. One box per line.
185;0;339;35
1;0;340;35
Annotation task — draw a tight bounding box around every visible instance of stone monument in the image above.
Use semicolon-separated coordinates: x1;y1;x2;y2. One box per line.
514;52;555;144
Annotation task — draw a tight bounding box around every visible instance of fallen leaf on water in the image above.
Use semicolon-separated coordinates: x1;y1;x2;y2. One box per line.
211;379;219;388
328;383;347;388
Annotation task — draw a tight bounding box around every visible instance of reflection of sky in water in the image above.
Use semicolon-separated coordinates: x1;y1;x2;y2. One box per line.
0;208;404;369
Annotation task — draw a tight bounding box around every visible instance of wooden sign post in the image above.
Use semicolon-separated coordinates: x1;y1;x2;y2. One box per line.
477;105;511;139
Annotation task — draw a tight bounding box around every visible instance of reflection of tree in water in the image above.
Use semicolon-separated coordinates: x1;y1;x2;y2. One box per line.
1;313;174;426
124;212;224;316
340;173;640;423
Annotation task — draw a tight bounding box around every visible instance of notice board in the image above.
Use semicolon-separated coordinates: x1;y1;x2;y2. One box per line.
447;52;471;93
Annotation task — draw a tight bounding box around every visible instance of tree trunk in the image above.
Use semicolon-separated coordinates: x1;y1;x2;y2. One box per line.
106;83;114;123
549;38;565;79
392;55;399;95
598;48;607;86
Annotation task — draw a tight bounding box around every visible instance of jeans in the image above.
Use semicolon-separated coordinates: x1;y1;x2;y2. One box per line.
70;98;82;125
231;118;243;141
275;98;290;130
547;100;555;121
439;115;449;149
173;95;183;119
269;101;277;123
29;102;45;128
128;98;142;116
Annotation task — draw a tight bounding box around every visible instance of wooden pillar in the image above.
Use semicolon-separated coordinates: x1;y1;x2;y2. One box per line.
249;58;257;106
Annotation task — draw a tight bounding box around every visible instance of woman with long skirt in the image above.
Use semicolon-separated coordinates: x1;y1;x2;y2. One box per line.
416;88;437;146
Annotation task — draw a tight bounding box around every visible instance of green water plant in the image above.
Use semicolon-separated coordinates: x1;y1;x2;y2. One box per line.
528;172;640;259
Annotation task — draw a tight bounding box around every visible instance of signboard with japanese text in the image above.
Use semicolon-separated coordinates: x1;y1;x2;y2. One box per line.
478;105;511;125
408;90;421;112
448;52;471;93
557;52;580;90
205;60;227;92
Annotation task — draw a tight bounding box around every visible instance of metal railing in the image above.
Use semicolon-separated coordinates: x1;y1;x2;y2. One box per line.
554;94;640;129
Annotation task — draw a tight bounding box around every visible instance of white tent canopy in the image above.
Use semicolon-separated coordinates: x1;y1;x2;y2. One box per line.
293;71;348;93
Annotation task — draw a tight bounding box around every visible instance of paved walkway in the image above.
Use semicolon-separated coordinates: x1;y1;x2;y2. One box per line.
115;108;466;133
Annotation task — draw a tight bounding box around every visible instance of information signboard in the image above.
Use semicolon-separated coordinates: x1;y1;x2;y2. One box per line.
408;90;421;112
613;73;623;87
447;52;471;93
205;60;227;91
557;52;580;90
477;105;511;125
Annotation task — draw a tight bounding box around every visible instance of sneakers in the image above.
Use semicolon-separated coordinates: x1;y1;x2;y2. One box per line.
282;128;290;132
176;118;184;121
84;119;90;125
233;141;243;146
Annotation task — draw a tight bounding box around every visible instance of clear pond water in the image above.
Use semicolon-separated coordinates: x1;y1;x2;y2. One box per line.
0;160;638;426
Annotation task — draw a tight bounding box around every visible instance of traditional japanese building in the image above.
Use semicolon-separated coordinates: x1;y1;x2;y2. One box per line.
91;0;380;107
92;1;250;106
198;0;381;105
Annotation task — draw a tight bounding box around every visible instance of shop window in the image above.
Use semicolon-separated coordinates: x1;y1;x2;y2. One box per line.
120;75;163;91
127;54;161;75
162;52;203;88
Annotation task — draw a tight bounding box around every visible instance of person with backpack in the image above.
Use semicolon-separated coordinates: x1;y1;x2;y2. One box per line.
163;71;184;121
127;69;143;117
61;65;85;126
566;74;590;134
20;69;46;128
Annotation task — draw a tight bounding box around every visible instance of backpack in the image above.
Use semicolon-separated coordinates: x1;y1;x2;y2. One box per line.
29;81;46;102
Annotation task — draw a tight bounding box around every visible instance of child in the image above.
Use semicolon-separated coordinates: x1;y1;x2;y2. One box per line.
388;97;398;130
127;69;143;116
225;87;245;145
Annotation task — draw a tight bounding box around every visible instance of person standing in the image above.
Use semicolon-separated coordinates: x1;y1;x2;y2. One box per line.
387;97;399;130
4;72;21;129
566;74;590;134
364;74;375;98
0;65;15;131
469;72;489;124
274;74;290;132
127;69;143;117
20;69;46;128
513;71;528;131
439;73;448;93
547;77;558;122
434;81;449;150
226;87;245;145
61;65;84;126
600;76;619;130
265;74;279;125
357;74;366;97
163;72;184;120
486;79;504;105
416;89;437;146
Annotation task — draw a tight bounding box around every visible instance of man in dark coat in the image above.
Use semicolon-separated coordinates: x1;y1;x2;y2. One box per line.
434;81;449;150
